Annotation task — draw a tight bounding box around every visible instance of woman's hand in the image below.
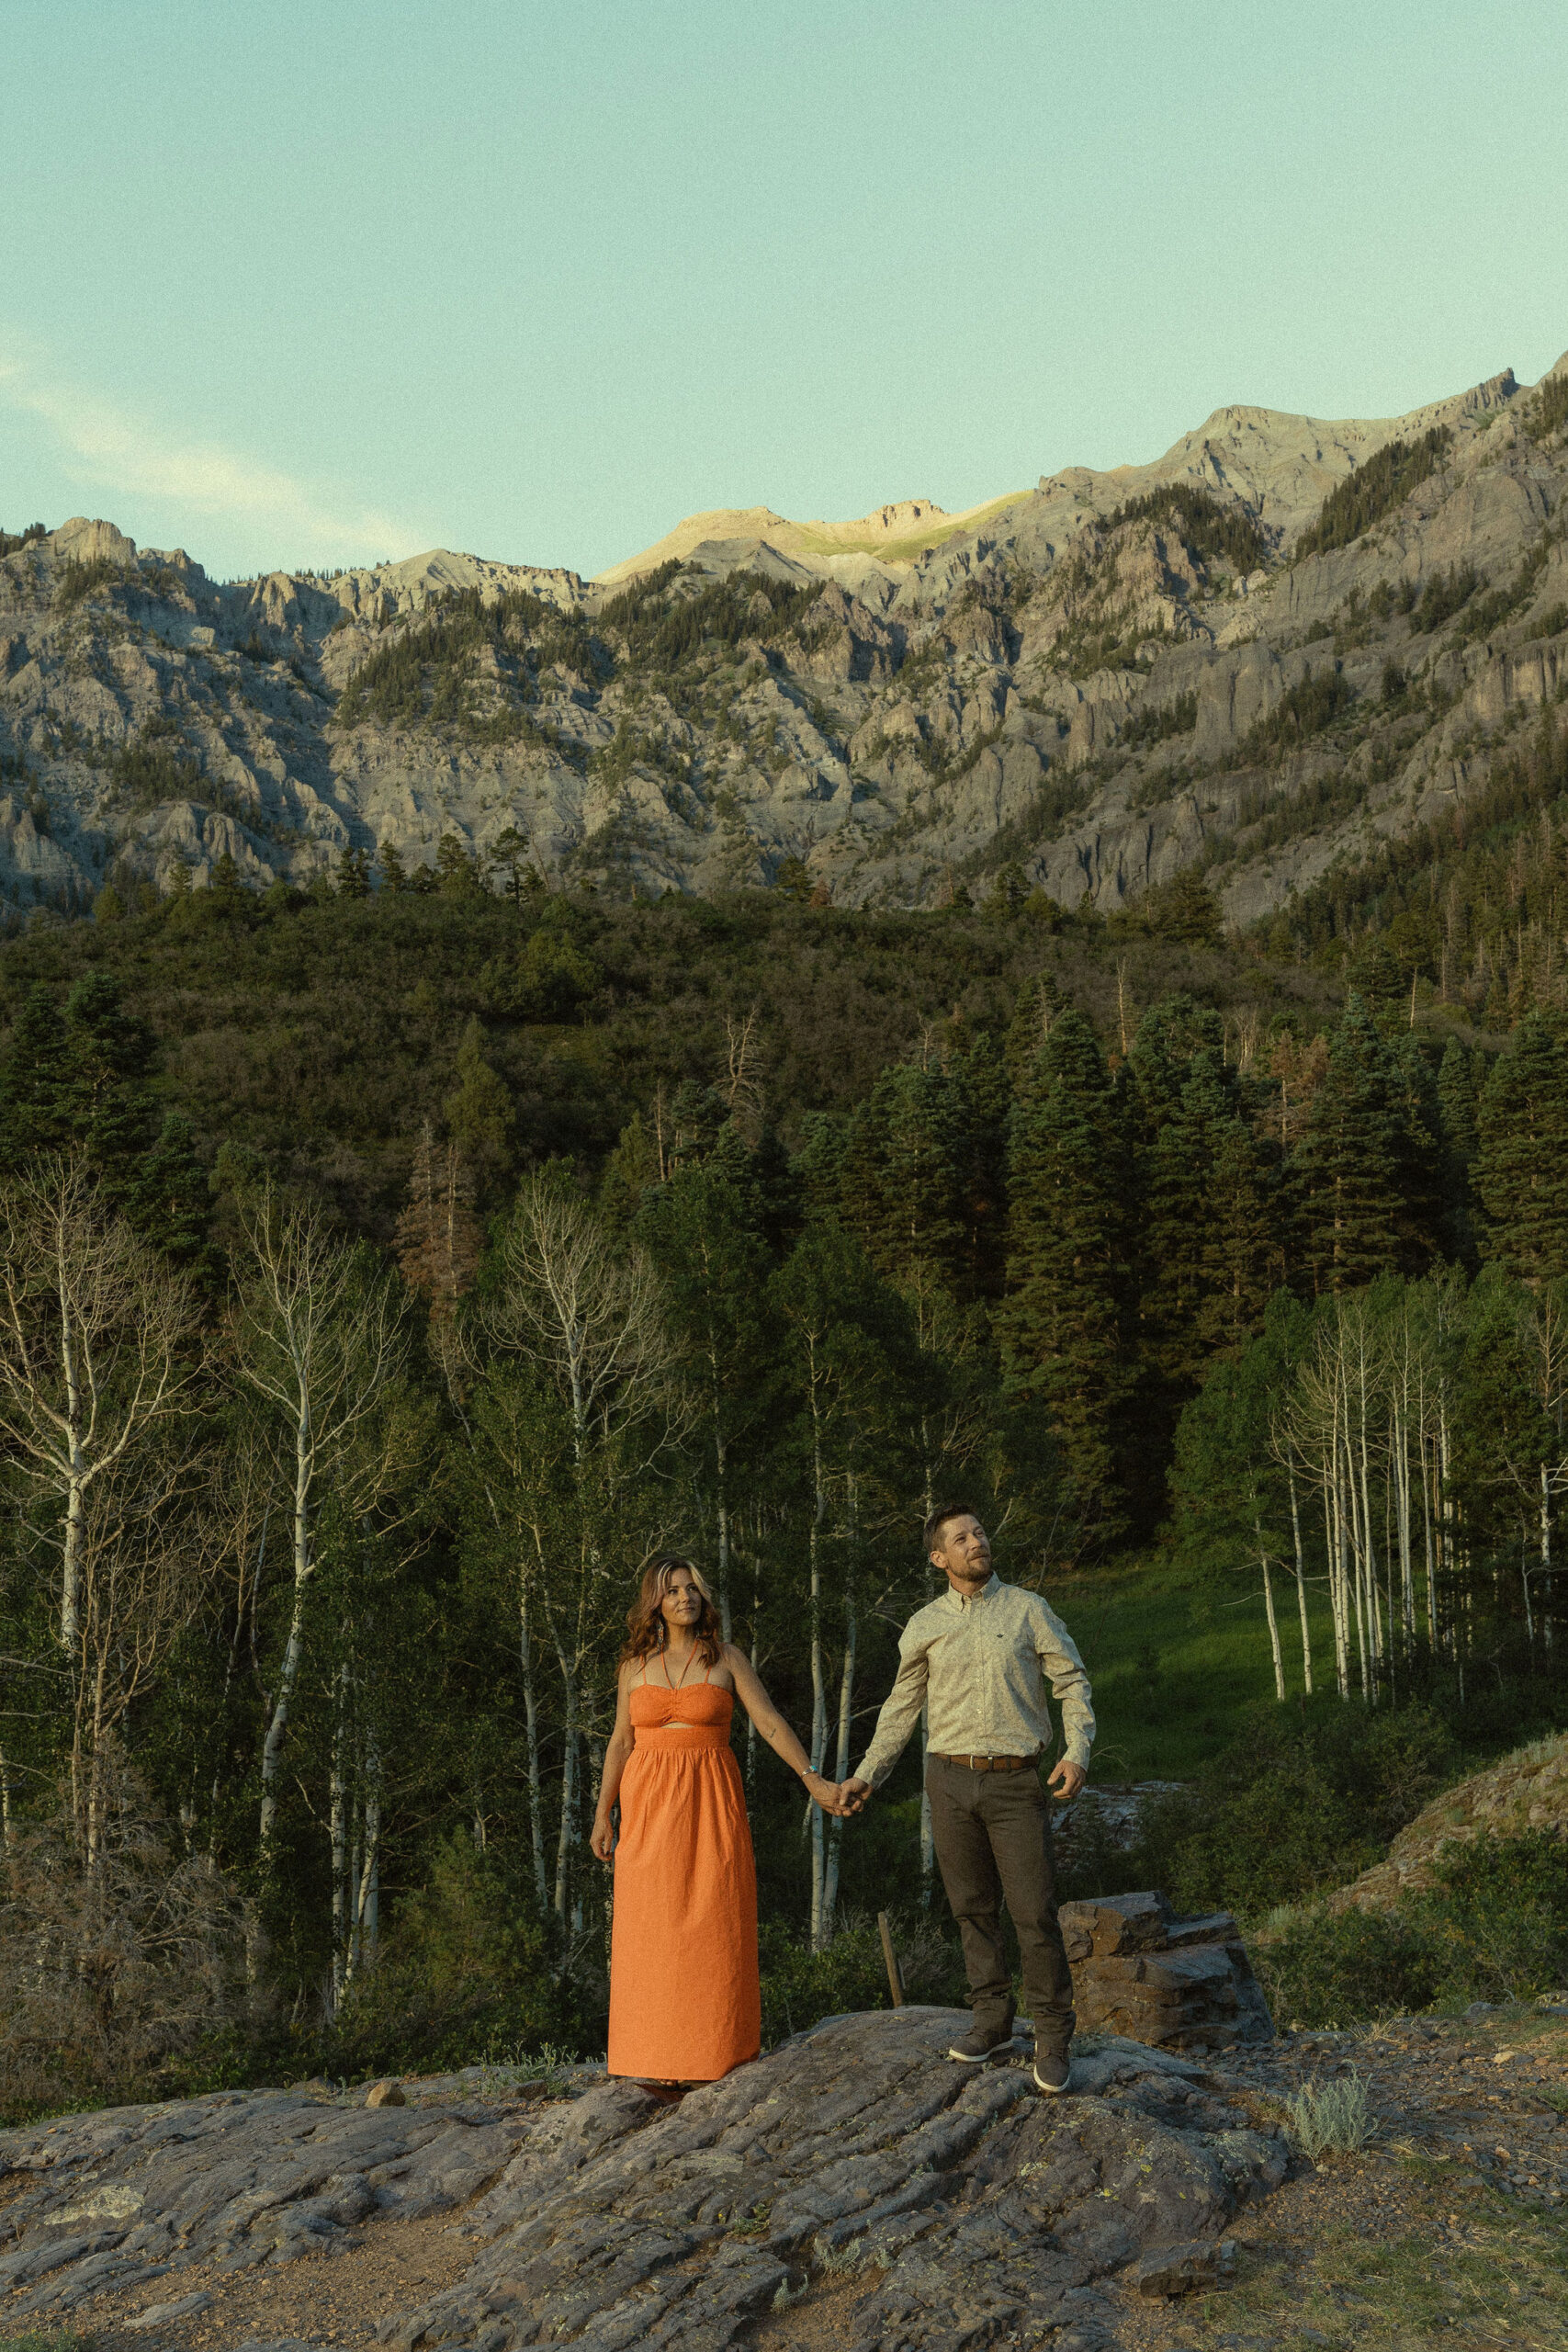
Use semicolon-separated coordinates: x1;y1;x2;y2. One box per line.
803;1772;842;1815
591;1810;615;1862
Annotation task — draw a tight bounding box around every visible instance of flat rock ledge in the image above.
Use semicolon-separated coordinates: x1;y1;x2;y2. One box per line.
0;2008;1291;2351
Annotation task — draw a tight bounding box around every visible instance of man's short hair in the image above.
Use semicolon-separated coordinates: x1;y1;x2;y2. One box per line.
924;1503;978;1554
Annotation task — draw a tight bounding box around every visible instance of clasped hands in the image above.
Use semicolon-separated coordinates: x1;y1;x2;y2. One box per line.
809;1774;872;1817
816;1758;1087;1813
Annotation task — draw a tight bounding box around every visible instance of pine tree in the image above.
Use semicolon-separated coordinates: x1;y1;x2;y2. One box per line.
637;1156;777;1634
443;1020;513;1193
335;843;371;899
790;1113;847;1227
1474;1009;1568;1279
127;1112;214;1276
1438;1035;1481;1163
949;1032;1011;1303
490;825;531;908
669;1080;727;1169
396;1121;481;1319
378;839;408;893
1292;995;1438;1291
209;850;244;905
838;1060;967;1302
599;1111;661;1236
435;832;479;897
0;982;72;1165
1001;1009;1132;1540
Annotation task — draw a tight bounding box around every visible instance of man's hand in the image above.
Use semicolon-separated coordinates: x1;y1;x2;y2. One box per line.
839;1776;872;1815
1046;1758;1087;1801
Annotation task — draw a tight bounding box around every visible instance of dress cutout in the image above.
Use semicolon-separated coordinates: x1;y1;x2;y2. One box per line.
607;1679;761;2082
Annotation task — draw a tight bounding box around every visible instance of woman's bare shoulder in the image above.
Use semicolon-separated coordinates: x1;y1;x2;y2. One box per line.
618;1653;645;1688
715;1642;750;1683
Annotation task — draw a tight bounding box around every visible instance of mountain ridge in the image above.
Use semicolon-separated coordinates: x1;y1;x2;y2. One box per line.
2;347;1564;929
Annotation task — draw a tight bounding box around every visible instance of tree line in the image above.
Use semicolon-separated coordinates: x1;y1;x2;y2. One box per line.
0;923;1565;2095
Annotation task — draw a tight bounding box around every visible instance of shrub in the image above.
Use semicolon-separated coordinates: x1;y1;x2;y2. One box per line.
1281;2069;1375;2156
759;1912;965;2048
1413;1830;1568;2002
1253;1905;1442;2028
0;1764;247;2117
325;1836;590;2077
1121;1699;1457;1920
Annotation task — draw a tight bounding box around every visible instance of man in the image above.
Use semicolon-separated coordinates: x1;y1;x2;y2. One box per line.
839;1506;1093;2093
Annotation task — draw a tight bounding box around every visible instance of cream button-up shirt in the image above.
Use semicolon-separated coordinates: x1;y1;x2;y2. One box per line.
852;1573;1095;1787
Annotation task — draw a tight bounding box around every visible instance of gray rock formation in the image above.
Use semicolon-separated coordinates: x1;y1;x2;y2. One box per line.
0;2008;1291;2349
1061;1892;1273;2050
2;349;1563;921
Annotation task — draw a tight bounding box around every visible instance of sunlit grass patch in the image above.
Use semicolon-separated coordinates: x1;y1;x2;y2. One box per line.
1171;2194;1568;2351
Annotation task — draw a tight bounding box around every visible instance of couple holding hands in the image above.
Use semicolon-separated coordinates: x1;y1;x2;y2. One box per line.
592;1506;1094;2096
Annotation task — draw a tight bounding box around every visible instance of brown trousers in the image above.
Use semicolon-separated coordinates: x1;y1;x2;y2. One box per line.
926;1755;1076;2048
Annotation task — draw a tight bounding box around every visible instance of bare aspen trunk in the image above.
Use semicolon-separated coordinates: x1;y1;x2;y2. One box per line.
714;1420;733;1645
807;1391;828;1952
554;1666;580;1924
57;1249;86;1654
345;1730;381;1988
1258;1532;1285;1701
260;1414;312;1856
518;1573;547;1907
747;1543;761;1792
329;1662;349;2016
919;1437;935;1906
1286;1459;1314;1696
1422;1430;1438;1649
822;1553;856;1933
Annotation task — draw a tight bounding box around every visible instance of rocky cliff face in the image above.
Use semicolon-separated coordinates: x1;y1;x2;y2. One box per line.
2;350;1564;921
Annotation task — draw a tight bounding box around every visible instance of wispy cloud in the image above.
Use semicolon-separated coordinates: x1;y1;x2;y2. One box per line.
0;355;422;566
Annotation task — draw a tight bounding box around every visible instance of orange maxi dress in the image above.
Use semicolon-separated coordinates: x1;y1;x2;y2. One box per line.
607;1678;761;2082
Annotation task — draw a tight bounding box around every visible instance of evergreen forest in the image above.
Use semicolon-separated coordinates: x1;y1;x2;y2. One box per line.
4;828;1568;2108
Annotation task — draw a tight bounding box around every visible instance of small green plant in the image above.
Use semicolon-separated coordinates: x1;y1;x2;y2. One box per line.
813;2232;867;2273
1282;2069;1375;2158
1288;2069;1372;2154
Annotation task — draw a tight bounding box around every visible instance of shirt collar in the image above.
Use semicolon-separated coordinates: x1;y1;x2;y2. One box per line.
942;1572;1000;1609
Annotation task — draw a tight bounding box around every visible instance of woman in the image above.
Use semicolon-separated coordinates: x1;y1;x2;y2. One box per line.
592;1553;840;2086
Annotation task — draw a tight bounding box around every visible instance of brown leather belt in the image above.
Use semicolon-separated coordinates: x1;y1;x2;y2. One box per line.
931;1751;1039;1773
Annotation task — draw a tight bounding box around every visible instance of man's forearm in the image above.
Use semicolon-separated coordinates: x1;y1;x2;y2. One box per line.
852;1655;927;1788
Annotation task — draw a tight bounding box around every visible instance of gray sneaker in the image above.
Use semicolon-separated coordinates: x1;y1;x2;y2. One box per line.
947;2017;1017;2064
1032;2040;1071;2094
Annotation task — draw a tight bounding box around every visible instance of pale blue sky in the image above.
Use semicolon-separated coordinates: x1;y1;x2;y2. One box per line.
3;0;1565;582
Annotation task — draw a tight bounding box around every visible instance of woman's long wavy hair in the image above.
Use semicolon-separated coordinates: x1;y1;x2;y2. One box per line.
620;1554;724;1671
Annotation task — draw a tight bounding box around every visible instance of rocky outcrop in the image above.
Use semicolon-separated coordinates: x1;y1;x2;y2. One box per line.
1062;1892;1274;2051
0;2009;1291;2350
2;351;1564;916
1330;1732;1568;1916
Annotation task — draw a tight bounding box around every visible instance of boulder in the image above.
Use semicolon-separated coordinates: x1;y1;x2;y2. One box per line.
1061;1890;1273;2050
0;2009;1289;2350
1129;2235;1236;2297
